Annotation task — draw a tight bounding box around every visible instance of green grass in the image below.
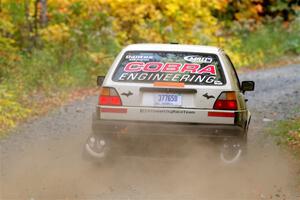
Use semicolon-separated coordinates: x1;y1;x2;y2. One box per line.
0;36;119;136
271;117;300;154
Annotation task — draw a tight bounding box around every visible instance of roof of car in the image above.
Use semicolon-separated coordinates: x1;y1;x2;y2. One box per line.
123;43;223;54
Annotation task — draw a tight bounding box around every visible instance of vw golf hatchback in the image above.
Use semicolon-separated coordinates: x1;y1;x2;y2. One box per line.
84;44;255;163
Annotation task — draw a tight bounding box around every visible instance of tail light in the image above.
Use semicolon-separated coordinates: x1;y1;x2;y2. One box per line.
213;91;238;110
98;87;122;106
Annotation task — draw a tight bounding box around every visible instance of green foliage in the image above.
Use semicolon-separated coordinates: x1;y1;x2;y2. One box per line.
214;0;300;25
225;17;300;68
0;6;18;80
0;0;300;133
20;45;115;91
284;18;300;54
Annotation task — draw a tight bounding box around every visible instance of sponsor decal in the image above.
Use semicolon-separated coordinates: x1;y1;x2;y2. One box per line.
119;72;216;84
117;62;222;85
203;93;215;99
184;55;213;63
214;80;223;85
123;62;216;75
121;91;133;97
140;109;195;114
115;52;226;85
125;55;154;61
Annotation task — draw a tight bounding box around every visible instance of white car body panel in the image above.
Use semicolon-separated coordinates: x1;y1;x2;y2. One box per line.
100;107;235;124
98;44;247;125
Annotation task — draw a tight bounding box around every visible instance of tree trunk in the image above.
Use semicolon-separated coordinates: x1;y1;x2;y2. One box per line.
40;0;47;28
24;0;34;51
33;0;39;46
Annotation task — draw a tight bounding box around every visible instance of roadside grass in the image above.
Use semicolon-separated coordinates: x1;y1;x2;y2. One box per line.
271;117;300;155
0;85;99;138
0;40;118;137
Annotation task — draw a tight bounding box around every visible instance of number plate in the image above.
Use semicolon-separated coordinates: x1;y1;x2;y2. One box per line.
154;94;182;106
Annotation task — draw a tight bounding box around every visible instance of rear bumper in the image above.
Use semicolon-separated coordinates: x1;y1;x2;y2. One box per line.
92;114;245;138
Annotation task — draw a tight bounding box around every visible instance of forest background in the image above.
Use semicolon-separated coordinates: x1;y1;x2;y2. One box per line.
0;0;300;135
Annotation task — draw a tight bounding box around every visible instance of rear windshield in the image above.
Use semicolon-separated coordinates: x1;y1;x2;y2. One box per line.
112;51;226;85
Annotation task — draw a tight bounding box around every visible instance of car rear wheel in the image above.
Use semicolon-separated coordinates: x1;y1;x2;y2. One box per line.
82;134;114;164
220;135;247;164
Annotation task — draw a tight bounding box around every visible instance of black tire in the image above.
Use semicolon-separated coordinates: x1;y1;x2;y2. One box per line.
82;134;114;164
220;135;247;164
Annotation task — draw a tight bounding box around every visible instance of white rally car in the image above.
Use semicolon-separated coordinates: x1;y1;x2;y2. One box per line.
84;44;255;163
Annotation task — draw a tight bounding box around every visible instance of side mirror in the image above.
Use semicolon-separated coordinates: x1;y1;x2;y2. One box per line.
97;76;105;86
241;81;255;92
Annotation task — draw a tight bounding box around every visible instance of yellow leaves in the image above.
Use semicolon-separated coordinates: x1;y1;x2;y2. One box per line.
48;0;72;11
96;0;223;45
275;118;300;151
0;36;17;55
0;85;31;133
0;9;17;56
213;0;229;11
233;1;264;23
40;23;70;43
87;51;114;76
41;0;224;46
0;14;15;34
165;2;180;16
88;52;110;65
57;71;75;87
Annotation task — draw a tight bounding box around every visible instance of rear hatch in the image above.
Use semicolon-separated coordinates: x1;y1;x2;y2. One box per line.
99;51;234;124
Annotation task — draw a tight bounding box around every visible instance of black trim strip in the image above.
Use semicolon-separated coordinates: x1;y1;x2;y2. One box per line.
140;87;197;94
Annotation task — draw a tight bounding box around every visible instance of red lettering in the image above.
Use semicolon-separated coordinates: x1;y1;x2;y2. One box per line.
124;62;216;75
161;63;182;72
124;62;144;72
143;62;163;72
198;65;216;75
180;63;200;73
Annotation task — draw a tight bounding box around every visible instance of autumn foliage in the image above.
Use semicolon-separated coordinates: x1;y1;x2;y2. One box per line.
0;0;300;134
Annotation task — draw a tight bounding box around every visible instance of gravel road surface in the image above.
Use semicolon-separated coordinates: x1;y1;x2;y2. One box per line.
1;64;300;200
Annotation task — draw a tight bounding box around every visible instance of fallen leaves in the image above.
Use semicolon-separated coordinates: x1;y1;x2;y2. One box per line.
287;129;300;150
0;86;99;137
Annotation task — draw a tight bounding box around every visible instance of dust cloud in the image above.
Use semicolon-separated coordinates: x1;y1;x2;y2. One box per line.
2;64;300;199
1;124;298;200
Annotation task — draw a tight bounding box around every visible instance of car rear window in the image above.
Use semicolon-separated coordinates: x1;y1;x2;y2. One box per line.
112;51;226;85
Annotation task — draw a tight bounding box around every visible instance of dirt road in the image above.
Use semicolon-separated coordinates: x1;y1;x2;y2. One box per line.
1;64;300;200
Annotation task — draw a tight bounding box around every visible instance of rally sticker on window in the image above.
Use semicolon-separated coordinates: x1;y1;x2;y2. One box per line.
123;62;216;74
113;52;226;85
183;55;212;63
126;55;154;61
